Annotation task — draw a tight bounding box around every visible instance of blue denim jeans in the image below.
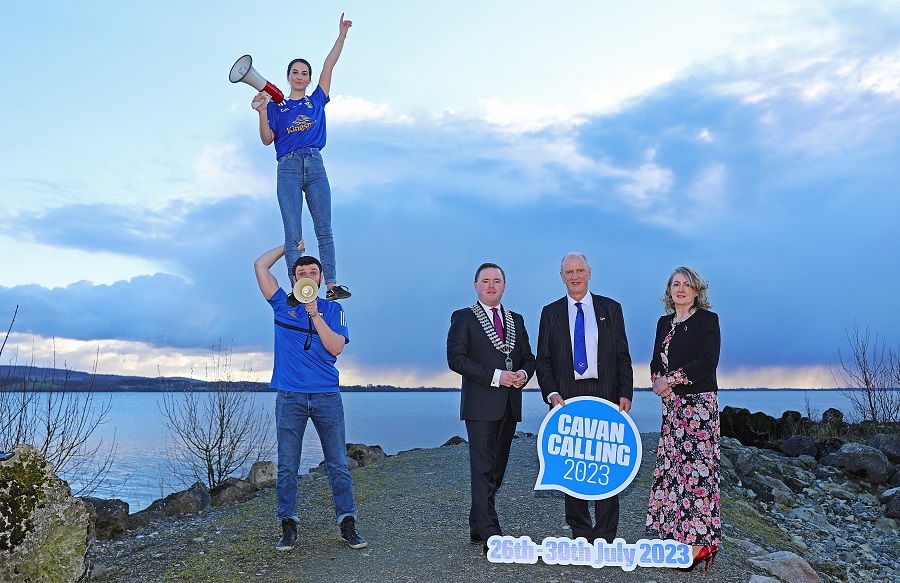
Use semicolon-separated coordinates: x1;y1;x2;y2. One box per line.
275;390;356;524
276;148;336;285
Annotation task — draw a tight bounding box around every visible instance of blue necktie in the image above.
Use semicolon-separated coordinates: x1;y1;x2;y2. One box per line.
574;302;588;375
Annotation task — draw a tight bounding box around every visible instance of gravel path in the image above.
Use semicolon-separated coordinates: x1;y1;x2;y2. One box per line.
89;434;786;582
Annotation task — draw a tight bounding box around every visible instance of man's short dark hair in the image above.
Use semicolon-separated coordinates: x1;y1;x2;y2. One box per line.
474;262;505;282
293;255;323;275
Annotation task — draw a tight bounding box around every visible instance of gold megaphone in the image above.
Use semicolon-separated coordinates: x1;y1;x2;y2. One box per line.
292;278;319;304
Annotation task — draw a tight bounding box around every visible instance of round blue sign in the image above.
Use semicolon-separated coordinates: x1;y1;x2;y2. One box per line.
535;396;642;500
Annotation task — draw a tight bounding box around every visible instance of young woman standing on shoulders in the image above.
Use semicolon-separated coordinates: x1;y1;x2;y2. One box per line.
252;13;353;301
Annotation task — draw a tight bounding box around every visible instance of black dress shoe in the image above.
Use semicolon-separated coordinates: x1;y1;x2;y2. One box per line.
470;534;484;545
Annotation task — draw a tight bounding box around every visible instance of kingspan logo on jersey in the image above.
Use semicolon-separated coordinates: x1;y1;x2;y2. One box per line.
287;115;314;133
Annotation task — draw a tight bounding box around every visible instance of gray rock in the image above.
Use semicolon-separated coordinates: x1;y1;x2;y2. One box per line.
0;445;92;583
248;460;277;488
81;496;130;539
781;410;802;424
127;509;165;530
780;435;818;457
347;443;387;467
723;534;767;556
89;561;116;579
742;474;784;504
719;452;734;469
878;486;900;503
797;454;818;470
210;477;259;507
839;488;863;502
816;437;843;459
814;464;844;481
870;433;900;463
442;435;467;446
152;481;212;517
720;406;779;447
300;471;326;483
821;407;844;425
748;550;822;582
735;448;760;475
787;507;836;533
748;576;782;583
820;443;893;484
882;489;900;519
756;475;796;508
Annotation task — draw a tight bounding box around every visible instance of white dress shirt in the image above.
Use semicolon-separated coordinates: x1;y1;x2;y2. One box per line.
547;292;599;403
567;293;599;380
479;301;506;387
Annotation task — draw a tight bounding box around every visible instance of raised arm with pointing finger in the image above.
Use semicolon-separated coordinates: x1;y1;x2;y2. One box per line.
249;13;355;300
319;13;352;96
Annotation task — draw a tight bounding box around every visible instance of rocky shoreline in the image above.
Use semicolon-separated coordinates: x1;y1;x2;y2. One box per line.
3;406;900;582
719;406;900;582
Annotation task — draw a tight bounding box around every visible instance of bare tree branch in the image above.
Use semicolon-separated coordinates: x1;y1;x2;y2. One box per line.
835;323;900;426
161;343;274;490
0;312;118;497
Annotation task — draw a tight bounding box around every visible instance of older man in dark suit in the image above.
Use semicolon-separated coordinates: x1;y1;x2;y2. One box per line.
447;262;535;550
536;252;634;544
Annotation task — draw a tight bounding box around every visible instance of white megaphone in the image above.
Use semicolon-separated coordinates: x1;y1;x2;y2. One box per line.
292;278;319;304
229;55;285;105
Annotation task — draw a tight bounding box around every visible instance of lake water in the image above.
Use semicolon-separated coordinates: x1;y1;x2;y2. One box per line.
68;389;855;511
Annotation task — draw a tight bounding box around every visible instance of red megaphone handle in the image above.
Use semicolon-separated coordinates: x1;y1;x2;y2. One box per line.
262;82;285;104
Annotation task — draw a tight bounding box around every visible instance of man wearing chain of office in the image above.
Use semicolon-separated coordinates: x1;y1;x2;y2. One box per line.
447;262;536;553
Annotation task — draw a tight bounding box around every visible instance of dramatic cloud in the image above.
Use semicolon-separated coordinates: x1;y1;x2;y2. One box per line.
3;4;899;387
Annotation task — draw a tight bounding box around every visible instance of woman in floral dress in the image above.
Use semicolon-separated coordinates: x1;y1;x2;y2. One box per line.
645;266;721;570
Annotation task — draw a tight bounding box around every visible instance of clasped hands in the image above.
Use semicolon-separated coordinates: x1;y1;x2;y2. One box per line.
652;376;673;399
499;370;527;388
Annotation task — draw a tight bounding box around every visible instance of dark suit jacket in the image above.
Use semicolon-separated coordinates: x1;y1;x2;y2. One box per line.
536;293;633;404
447;305;536;422
649;309;720;395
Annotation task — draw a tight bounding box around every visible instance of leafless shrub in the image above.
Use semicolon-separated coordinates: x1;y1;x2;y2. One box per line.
160;344;274;490
0;306;117;496
835;323;900;427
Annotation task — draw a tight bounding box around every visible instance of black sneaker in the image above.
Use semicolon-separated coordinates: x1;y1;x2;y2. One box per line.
276;518;297;551
325;285;351;301
339;516;367;549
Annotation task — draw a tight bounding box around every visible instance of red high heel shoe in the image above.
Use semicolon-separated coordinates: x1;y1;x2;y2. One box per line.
682;544;718;572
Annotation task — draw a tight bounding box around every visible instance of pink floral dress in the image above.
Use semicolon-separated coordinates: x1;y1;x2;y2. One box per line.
645;318;721;546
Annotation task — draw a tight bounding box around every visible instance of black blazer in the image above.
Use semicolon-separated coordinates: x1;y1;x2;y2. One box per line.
536;293;633;404
649;308;720;395
447;305;536;422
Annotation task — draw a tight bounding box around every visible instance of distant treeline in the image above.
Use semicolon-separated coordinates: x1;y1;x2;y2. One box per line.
0;364;463;392
2;365;853;392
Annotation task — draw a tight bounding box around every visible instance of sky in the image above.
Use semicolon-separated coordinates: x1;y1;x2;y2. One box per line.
1;0;898;389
